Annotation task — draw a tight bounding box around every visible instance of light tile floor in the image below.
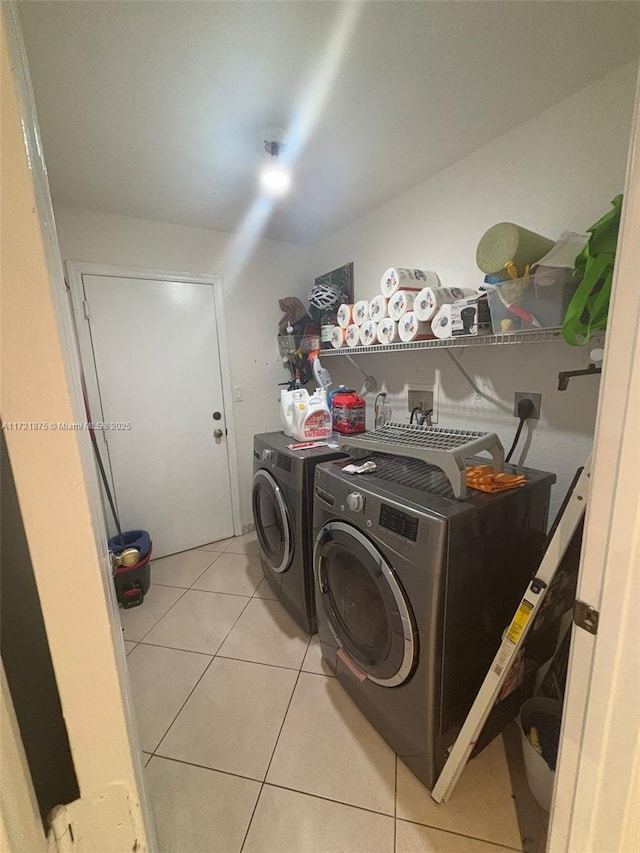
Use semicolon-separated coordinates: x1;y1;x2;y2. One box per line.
122;533;544;853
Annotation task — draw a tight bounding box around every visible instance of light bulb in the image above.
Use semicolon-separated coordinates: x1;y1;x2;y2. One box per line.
260;160;291;194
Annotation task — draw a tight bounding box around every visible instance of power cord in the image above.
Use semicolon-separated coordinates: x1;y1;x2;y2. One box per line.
506;398;535;463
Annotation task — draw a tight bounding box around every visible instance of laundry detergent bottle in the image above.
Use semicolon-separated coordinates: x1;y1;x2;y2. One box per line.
280;388;295;436
284;388;332;441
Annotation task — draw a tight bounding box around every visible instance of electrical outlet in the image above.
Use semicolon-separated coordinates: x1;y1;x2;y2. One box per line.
514;391;541;420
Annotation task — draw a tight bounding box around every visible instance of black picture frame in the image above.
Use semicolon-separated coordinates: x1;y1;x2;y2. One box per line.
314;262;354;306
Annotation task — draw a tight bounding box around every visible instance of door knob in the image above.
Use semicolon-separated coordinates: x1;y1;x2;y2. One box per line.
213;429;224;439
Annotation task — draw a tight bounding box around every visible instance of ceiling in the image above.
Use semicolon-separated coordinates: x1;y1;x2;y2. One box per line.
19;1;640;244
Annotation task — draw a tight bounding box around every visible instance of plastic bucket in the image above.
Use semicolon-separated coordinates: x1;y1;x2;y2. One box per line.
518;697;562;812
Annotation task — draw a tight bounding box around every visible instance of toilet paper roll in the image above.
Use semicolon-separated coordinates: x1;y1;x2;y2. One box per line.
380;267;440;298
432;305;452;339
376;318;399;344
353;300;370;326
398;312;433;343
346;324;361;348
414;286;479;322
359;319;378;346
388;289;417;321
331;327;347;349
337;304;354;329
369;295;388;323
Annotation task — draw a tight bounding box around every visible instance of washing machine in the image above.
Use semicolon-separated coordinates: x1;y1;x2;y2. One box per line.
252;432;347;633
313;453;555;788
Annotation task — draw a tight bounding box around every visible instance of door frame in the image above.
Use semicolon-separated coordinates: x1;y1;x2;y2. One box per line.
2;4;155;848
548;65;640;852
66;260;243;541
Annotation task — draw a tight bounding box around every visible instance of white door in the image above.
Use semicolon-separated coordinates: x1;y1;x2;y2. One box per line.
548;70;640;852
82;273;234;558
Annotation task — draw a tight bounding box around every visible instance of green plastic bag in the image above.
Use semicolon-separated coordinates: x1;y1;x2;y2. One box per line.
562;194;623;345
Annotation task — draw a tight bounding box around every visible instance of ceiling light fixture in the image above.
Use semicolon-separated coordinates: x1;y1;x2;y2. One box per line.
260;127;291;195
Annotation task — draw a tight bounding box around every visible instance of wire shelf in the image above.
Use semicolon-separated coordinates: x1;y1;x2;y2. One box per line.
339;422;504;499
321;327;566;356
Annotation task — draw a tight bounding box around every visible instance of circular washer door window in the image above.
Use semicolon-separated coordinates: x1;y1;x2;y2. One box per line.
252;469;292;573
314;521;416;686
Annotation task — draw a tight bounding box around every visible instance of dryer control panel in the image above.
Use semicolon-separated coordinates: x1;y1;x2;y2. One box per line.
379;504;419;542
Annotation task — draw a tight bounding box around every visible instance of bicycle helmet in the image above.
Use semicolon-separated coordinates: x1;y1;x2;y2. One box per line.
308;281;341;324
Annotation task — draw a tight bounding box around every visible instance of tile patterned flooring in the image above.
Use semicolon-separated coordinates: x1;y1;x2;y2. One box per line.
122;533;543;853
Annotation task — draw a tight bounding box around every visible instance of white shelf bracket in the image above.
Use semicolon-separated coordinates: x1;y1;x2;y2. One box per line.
344;353;377;392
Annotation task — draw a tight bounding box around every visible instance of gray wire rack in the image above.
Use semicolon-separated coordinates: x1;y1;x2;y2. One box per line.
339;422;505;499
321;327;565;356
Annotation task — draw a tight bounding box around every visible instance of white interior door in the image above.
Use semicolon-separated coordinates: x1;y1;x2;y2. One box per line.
548;69;640;852
82;273;234;558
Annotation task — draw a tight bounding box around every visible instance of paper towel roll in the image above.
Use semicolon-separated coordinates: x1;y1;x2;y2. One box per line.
388;290;417;321
377;318;399;344
353;300;370;326
369;295;388;323
337;304;354;329
346;324;361;348
380;267;440;298
414;286;479;322
331;327;347;349
359;320;378;346
398;312;432;343
432;305;452;339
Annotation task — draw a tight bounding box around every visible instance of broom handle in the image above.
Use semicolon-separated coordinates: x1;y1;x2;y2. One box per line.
81;381;124;546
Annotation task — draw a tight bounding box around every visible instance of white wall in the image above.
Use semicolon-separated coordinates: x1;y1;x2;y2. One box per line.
308;61;638;519
55;61;638;528
55;207;309;528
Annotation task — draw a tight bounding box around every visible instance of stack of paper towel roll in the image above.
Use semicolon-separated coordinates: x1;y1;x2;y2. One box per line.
332;266;445;348
335;299;371;349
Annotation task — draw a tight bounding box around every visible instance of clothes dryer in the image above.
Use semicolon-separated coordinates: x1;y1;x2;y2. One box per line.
313;453;555;787
252;432;347;633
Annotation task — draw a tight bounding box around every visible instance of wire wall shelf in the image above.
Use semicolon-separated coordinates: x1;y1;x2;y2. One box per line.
321;327;565;356
339;422;505;499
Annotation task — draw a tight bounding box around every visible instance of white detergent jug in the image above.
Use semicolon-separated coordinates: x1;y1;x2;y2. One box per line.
292;387;332;441
280;388;314;437
280;388;295;436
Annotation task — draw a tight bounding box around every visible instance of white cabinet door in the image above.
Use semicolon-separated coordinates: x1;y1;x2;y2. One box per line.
83;274;234;558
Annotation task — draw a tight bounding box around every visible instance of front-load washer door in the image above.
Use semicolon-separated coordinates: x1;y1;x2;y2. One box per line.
252;469;293;573
314;521;416;687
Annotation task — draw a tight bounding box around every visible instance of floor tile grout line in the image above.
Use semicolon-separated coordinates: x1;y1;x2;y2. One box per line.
132;639;319;672
147;750;400;825
239;782;265;853
258;780;397;820
153;548;219;576
123;581;252;644
395;815;523;851
239;661;307;853
144;751;419;826
135;640;214;658
153;584;252;600
215;653;309;674
393;754;398;852
126;585;191;644
148;652;216;755
238;635;312;853
147;752;265;786
152;593;254;755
